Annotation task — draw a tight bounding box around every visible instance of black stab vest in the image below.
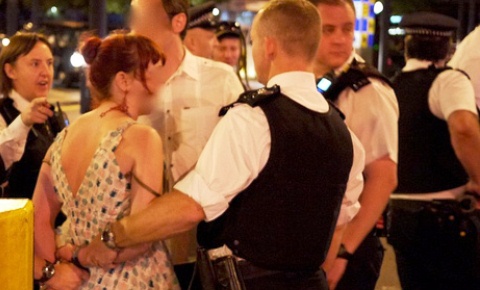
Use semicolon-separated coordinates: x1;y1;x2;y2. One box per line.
0;97;55;198
198;94;354;272
393;66;468;193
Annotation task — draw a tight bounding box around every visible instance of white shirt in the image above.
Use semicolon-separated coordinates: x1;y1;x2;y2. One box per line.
175;71;365;226
392;59;477;199
448;25;480;108
402;59;477;120
0;90;32;170
335;53;399;165
139;49;244;187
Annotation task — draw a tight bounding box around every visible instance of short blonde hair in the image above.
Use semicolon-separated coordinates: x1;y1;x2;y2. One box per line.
257;0;321;61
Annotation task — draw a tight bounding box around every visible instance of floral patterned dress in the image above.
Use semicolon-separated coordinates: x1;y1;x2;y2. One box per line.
50;122;180;290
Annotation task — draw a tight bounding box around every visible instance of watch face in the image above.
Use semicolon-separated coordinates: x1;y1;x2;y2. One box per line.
44;263;55;279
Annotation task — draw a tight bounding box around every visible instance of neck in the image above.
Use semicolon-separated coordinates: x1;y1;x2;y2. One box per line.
313;60;333;79
158;35;185;79
98;99;137;120
268;57;313;83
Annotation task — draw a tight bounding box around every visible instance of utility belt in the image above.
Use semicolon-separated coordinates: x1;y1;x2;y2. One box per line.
196;247;246;290
388;194;480;271
195;246;325;290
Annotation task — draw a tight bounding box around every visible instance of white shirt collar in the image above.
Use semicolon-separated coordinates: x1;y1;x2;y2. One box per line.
266;71;329;113
334;51;364;76
171;48;200;81
402;58;435;72
9;90;30;113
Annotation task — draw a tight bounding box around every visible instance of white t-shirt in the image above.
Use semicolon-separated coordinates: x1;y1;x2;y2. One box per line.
175;71;365;226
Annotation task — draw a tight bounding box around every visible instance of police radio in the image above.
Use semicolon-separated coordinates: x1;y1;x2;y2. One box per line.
316;72;336;94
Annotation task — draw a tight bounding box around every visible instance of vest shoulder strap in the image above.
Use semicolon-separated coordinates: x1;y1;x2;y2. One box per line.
322;59;392;102
0;97;18;125
219;85;281;116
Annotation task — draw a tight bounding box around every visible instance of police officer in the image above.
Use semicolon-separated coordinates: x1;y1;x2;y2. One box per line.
388;12;480;290
184;1;219;59
81;1;365;289
308;1;399;289
0;32;63;198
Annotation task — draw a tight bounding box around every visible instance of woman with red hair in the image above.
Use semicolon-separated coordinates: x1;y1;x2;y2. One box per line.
33;32;180;289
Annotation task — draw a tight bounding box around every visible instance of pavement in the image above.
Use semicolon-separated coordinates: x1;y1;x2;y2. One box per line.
49;87;403;290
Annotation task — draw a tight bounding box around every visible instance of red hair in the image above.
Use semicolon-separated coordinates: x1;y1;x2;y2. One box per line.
81;32;165;100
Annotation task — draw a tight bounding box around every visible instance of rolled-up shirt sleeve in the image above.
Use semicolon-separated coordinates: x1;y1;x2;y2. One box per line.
336;130;365;226
0;115;30;170
175;103;365;224
174;105;270;221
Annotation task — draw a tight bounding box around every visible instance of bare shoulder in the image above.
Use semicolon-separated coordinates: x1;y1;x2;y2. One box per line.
122;123;162;149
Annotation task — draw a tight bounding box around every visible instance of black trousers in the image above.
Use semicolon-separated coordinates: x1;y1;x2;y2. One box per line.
191;259;328;290
387;199;480;290
335;234;384;290
239;261;328;290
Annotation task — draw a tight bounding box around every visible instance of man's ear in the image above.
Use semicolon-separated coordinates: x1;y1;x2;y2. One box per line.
265;36;277;61
4;63;16;80
171;12;187;35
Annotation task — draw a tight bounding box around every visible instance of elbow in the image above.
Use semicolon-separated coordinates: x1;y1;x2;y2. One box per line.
176;191;206;227
448;111;480;138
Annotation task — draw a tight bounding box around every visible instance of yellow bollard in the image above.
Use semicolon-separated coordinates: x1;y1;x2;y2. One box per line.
0;199;33;290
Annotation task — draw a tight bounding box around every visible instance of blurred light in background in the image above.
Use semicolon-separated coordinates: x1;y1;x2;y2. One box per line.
374;1;384;15
2;38;10;47
390;15;402;24
70;51;86;68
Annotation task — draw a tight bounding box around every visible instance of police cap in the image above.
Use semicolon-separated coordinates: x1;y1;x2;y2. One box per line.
400;12;459;37
188;1;218;30
216;21;242;40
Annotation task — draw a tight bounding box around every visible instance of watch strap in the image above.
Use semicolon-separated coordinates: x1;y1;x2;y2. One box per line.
337;243;354;261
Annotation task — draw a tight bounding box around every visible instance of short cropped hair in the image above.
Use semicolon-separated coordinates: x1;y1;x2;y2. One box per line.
0;32;52;96
405;34;451;62
307;0;355;13
258;0;321;61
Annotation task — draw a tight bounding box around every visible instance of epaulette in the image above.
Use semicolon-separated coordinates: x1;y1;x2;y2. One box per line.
219;85;281;116
319;59;392;103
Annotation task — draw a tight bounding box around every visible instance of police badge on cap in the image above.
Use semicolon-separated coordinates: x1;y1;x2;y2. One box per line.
400;12;459;37
188;1;218;30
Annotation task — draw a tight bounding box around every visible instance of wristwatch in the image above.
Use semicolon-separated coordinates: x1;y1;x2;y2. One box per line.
337;243;354;261
101;223;118;249
38;260;56;283
72;245;90;272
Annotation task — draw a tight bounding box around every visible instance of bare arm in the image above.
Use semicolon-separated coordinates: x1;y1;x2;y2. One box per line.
322;224;346;272
325;157;396;289
33;150;62;263
448;110;480;194
342;156;396;253
114;189;205;247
